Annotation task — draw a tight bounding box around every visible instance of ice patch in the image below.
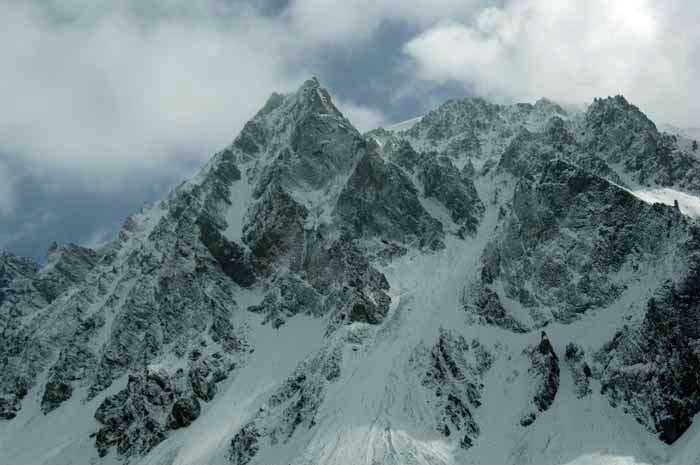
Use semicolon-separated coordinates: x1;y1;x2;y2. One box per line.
223;166;253;243
629;188;700;218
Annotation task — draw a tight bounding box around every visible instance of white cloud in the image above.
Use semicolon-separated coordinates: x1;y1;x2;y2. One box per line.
2;0;698;259
336;100;387;133
0;1;308;182
1;0;698;201
0;0;399;193
403;0;700;126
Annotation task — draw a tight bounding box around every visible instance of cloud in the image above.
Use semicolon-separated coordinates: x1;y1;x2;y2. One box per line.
0;0;305;184
81;226;117;251
2;0;698;262
403;0;700;126
0;204;53;249
336;100;387;133
2;0;698;191
0;160;16;217
283;0;485;46
0;0;401;186
0;0;395;258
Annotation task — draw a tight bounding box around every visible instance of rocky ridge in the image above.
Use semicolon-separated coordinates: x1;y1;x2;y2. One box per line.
2;81;700;465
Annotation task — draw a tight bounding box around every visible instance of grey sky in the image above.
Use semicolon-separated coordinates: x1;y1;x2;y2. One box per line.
1;0;698;260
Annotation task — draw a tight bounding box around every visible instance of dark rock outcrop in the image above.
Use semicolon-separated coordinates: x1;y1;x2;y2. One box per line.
229;345;343;465
248;272;324;328
0;253;48;331
414;329;493;449
418;155;484;237
335;150;444;250
1;253;56;417
229;425;261;465
36;243;99;303
564;343;591;399
94;355;228;457
170;396;201;429
468;158;684;328
521;332;560;427
243;185;308;271
384;140;485;238
94;370;172;458
198;215;256;288
255;79;366;195
596;240;700;444
582;96;700;192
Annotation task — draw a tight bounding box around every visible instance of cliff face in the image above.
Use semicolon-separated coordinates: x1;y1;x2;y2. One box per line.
2;80;700;465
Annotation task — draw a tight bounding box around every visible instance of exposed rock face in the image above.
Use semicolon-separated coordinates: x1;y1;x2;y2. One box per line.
371;96;569;175
418;155;484;237
466;158;684;329
251;78;366;195
468;280;529;333
229;425;261;465
334;150;444;250
1;250;100;418
36;243;99;303
0;143;250;435
0;378;27;420
415;329;493;449
198;219;256;288
498;119;624;186
0;253;48;329
94;369;174;458
248;273;322;328
407;97;505;148
229;345;343;465
170;396;201;429
383;140;485;238
94;355;227;458
596;234;700;444
306;238;392;328
243;185;308;271
564;343;592;399
521;332;560;427
581;96;700;192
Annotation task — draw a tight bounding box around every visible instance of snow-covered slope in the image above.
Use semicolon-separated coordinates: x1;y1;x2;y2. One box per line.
630;188;700;218
2;81;700;465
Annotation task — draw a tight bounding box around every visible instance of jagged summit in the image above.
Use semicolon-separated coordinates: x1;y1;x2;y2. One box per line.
587;94;654;124
3;80;700;465
296;76;339;112
579;94;700;191
583;95;665;148
230;78;349;160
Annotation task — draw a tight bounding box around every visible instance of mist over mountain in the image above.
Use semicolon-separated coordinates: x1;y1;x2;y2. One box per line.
2;79;700;465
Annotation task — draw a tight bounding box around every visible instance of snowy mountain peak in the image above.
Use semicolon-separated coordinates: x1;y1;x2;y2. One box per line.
4;81;700;465
585;94;658;134
229;78;347;162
